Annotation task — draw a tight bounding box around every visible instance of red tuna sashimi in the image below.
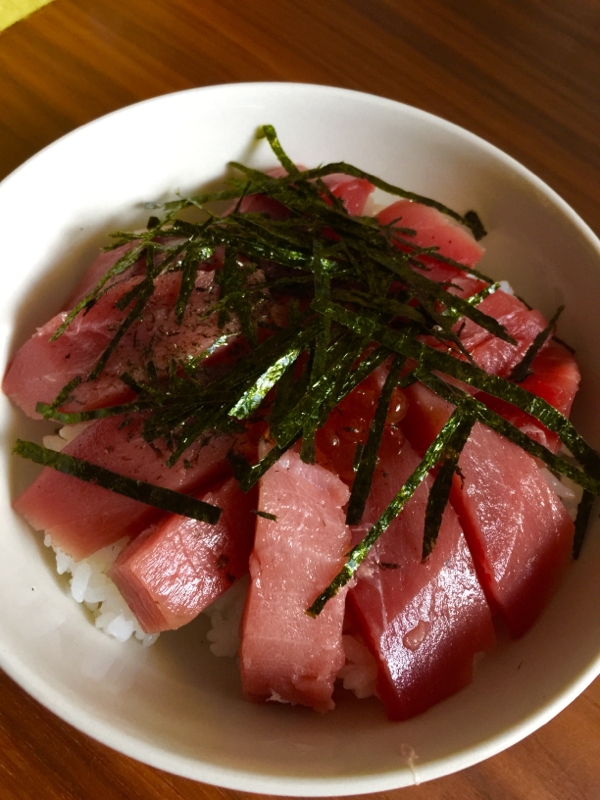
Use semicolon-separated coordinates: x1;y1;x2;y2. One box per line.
477;338;580;451
240;448;351;712
377;199;486;299
321;174;375;216
65;236;204;308
454;289;548;378
109;477;257;633
64;242;142;309
3;269;228;418
348;433;495;720
403;382;575;637
13;414;233;560
377;199;485;267
418;289;549;391
237;174;374;220
266;167;375;216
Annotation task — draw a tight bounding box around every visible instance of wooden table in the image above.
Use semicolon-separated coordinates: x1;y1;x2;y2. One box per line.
1;1;599;797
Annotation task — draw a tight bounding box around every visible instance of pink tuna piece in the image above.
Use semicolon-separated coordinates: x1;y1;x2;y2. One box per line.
64;242;142;309
403;383;575;638
348;433;495;720
236;173;375;220
240;448;351;712
416;277;576;450
13;413;233;560
453;289;548;378
3;269;227;418
453;421;574;637
419;289;549;387
377;199;485;267
377;199;487;300
109;477;257;633
321;174;375;216
236;193;290;220
66;236;213;310
478;339;580;452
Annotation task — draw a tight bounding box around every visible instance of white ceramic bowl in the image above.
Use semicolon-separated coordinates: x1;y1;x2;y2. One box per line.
1;83;600;795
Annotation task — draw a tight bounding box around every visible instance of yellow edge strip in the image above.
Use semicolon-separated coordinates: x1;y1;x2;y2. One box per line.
0;0;55;32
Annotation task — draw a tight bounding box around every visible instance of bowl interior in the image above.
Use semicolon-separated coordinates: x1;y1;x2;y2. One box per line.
1;83;599;795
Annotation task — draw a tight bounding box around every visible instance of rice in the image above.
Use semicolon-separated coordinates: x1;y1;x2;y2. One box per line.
338;635;378;699
42;421;92;452
45;534;159;646
203;575;249;657
539;446;583;520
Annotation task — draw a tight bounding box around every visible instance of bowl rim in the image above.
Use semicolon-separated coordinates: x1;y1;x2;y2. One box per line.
2;81;600;796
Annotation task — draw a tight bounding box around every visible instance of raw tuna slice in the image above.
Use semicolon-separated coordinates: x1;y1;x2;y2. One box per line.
403;382;575;637
418;289;550;391
109;477;257;633
377;199;488;301
240;448;351;712
267;167;375;216
237;174;375;220
13;414;233;560
65;242;142;309
65;236;203;308
3;269;229;418
453;289;548;378
348;433;495;720
236;194;290;220
321;174;375;216
477;339;580;451
377;198;485;277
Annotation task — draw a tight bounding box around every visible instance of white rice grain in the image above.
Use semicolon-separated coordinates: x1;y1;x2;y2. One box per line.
204;576;249;657
44;534;158;647
338;635;378;699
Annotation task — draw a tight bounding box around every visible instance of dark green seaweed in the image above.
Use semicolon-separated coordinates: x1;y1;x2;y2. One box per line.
14;440;221;523
346;355;405;525
422;415;475;559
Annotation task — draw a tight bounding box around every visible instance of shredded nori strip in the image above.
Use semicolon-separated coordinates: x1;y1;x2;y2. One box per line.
14;440;221;523
310;297;600;479
228;344;305;420
253;510;278;521
345;354;405;525
509;305;564;383
422;415;475;559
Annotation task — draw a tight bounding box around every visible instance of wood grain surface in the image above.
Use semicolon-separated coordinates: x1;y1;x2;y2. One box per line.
1;1;599;798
